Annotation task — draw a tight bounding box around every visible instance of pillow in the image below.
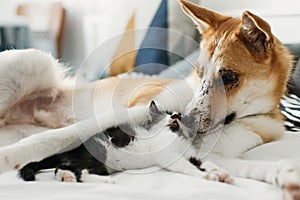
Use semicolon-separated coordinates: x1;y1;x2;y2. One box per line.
289;59;300;97
159;49;199;79
280;95;300;132
134;0;200;75
280;44;300;132
285;43;300;97
285;43;300;63
80;0;201;81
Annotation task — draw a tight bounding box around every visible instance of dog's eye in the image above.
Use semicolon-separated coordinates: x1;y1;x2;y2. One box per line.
220;69;239;85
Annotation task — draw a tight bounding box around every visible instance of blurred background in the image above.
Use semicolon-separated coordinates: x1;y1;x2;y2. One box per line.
0;0;299;75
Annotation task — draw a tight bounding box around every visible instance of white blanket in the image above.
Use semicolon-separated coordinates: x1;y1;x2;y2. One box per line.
0;132;299;200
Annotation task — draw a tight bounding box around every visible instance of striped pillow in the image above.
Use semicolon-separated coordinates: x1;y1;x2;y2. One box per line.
280;95;300;132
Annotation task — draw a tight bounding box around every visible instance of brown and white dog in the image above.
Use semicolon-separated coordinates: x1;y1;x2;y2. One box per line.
0;0;298;199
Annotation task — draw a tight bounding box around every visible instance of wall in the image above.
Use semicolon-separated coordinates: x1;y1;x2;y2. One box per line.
202;0;300;12
0;0;105;69
0;0;299;69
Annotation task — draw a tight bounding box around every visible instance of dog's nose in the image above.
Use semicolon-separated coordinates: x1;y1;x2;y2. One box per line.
171;114;181;120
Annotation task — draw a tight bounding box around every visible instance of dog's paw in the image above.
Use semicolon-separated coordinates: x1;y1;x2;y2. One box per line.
55;169;77;183
276;160;300;200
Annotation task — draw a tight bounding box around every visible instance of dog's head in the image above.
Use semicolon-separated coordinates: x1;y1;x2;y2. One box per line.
179;0;293;132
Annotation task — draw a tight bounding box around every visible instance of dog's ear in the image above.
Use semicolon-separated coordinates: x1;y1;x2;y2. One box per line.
237;11;273;54
179;0;230;34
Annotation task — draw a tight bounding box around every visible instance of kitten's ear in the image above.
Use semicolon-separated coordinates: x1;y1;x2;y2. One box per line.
149;101;162;116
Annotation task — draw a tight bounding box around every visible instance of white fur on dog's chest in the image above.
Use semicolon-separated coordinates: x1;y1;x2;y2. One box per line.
209;122;263;157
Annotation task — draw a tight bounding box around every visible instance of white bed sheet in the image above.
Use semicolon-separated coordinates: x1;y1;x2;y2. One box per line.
0;132;299;200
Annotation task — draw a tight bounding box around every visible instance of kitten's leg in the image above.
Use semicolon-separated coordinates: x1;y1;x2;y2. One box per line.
19;155;60;181
157;156;232;183
163;157;206;177
0;105;149;173
207;155;300;200
55;166;115;184
55;144;112;183
80;170;115;184
20;144;86;182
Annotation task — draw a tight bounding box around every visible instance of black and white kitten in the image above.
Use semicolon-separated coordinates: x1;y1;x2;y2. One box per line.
19;101;232;183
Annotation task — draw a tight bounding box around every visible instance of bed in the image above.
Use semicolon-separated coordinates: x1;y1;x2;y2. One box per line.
0;131;299;200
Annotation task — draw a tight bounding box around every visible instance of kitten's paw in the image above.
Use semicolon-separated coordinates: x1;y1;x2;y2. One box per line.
80;170;115;184
55;169;77;183
201;161;234;184
276;160;300;200
205;169;234;184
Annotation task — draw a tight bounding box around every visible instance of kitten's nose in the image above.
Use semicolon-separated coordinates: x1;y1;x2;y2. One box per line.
171;114;181;120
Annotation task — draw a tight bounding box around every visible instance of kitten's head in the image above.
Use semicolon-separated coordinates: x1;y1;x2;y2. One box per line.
148;101;198;138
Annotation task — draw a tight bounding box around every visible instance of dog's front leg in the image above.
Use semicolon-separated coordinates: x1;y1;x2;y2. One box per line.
0;105;149;174
206;154;300;200
0;119;95;173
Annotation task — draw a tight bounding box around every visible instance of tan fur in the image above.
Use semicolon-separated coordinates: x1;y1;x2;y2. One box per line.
179;0;293;143
94;77;173;107
126;82;171;107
